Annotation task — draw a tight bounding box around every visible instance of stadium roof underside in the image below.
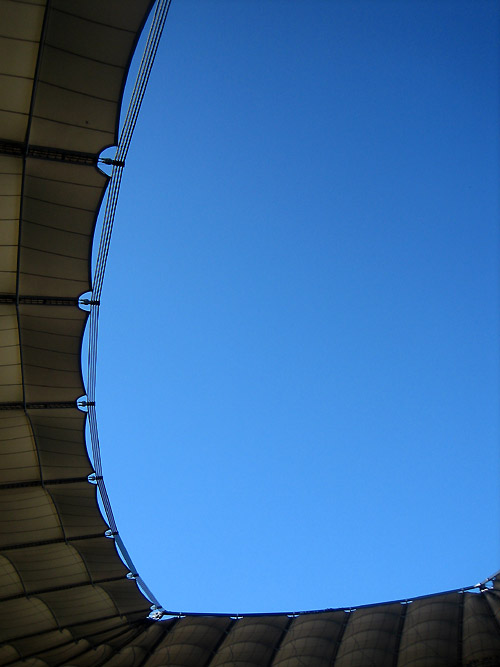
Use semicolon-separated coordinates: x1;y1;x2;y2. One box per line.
0;1;499;665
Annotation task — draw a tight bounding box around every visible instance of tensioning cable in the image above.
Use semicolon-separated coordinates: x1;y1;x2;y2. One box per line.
86;0;173;616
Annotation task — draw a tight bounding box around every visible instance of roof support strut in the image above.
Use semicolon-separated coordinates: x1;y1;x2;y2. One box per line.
0;138;97;167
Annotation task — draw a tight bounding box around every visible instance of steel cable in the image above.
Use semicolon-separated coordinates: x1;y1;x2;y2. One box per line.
85;0;173;614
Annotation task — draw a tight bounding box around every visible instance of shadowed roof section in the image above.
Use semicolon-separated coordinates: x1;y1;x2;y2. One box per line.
0;0;499;664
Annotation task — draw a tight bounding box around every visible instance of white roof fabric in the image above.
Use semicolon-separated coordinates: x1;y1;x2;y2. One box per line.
0;1;499;664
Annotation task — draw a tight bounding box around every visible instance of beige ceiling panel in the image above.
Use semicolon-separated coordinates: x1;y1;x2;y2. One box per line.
0;410;30;429
7;543;90;593
0;173;21;195
0;309;18;340
144;616;230;667
36;638;97;666
0;109;29;143
0;226;18;267
209;616;290;666
0;73;33;117
145;646;209;667
22;341;83;374
20;304;87;334
25;159;106;213
0;0;39;141
0;245;18;293
274;611;347;665
74;537;134;581
335;604;402;666
0;308;22;402
32;80;116;139
19;235;90;285
105;645;147;666
0;225;18;274
37;584;123;627
18;260;90;299
20;311;86;388
107;639;152;662
71;616;145;642
0;0;45;43
52;0;153;34
21;364;85;403
18;246;89;297
18;233;92;294
0;37;39;79
0;412;32;438
0;645;20;664
28;114;115;157
48;483;108;538
397;593;461;667
462;592;500;663
0;487;62;547
0;412;39;485
8;629;77;666
11;630;74;660
485;589;500;628
0;338;19;366
139;637;189;665
0;384;23;404
21;215;90;255
22;325;85;360
28;408;92;480
0;553;24;598
20;235;91;267
209;661;271;667
19;305;87;403
96;622;151;646
40;45;124;108
100;579;157;616
18;160;106;297
0;596;57;641
0;157;21;260
129;623;165;652
0;155;22;175
68;643;114;666
0;452;39;485
275;655;336;667
23;1;154;156
43;15;130;73
22;190;97;235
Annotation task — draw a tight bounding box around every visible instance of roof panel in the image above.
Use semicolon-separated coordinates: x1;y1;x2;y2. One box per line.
0;553;24;598
0;0;45;42
0;411;38;485
7;542;89;593
51;1;153;33
0;36;39;79
0;487;62;547
274;611;347;666
48;482;108;538
397;593;462;667
28;407;91;480
0;597;57;642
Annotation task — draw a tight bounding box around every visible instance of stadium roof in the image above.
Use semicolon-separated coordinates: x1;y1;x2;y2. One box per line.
0;1;499;664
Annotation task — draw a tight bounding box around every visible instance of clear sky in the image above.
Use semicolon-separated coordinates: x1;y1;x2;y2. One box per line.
91;0;499;614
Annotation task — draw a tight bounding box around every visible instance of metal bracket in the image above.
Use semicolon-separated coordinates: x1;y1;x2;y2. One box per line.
99;157;125;168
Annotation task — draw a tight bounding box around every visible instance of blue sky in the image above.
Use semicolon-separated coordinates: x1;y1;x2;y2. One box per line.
92;0;499;614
